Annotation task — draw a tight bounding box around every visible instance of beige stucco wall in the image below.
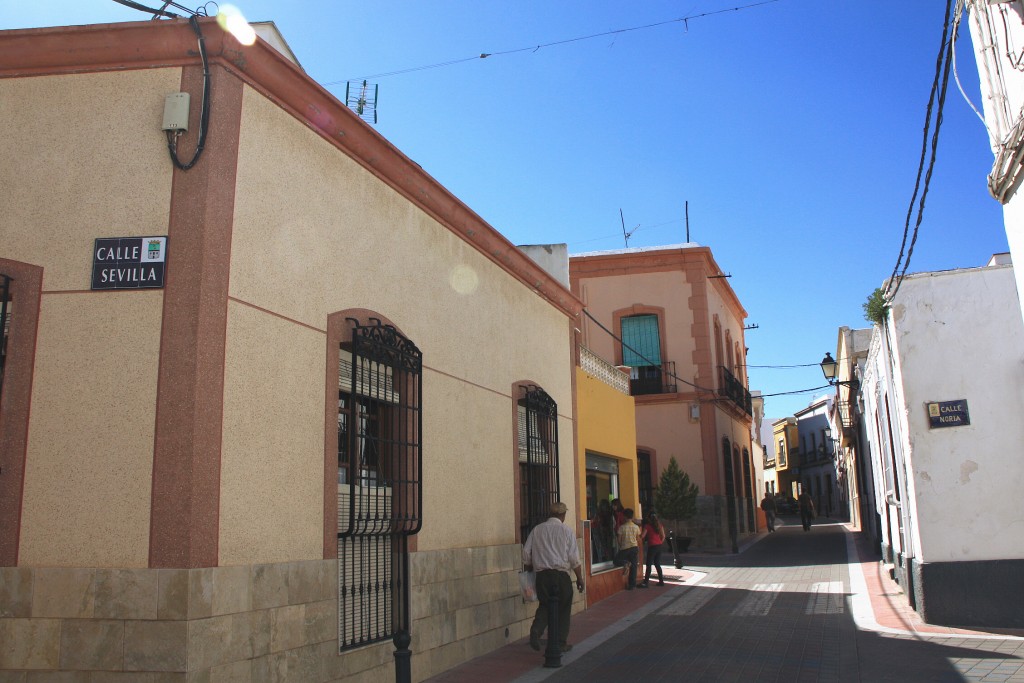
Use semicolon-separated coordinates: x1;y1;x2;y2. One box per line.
219;302;326;565
577;271;696;380
19;293;162;567
0;70;177;288
218;87;575;562
1;69;178;567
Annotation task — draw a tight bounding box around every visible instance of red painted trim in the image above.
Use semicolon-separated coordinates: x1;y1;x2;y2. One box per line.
0;20;582;322
149;64;243;569
0;259;43;567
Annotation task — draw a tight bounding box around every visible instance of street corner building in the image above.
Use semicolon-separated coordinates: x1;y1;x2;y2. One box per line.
0;17;585;681
569;245;759;552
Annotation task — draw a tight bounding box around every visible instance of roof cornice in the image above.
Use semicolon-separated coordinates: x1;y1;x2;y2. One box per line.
0;19;583;319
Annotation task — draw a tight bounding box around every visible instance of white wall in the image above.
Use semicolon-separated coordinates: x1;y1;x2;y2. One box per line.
883;264;1024;563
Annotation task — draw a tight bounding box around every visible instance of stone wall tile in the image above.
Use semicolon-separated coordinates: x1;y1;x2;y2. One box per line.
59;619;123;671
187;569;215;621
0;618;60;669
250;651;287;683
210;566;251;617
31;568;95;619
158;570;189;621
251;564;288;611
95;568;159;620
0;568;33;618
124;620;187;672
206;659;252;683
269;604;304;653
187;615;232;671
23;672;87;682
89;674;186;683
283;645;319;683
286;562;323;605
0;673;26;683
302;599;335;645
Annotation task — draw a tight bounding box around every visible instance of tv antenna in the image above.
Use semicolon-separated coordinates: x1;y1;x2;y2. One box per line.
345;80;379;124
620;208;639;247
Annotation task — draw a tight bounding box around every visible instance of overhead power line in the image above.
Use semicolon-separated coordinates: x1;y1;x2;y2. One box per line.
327;0;782;84
884;0;958;302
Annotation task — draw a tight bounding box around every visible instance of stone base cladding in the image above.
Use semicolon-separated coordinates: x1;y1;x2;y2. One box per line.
408;542;584;681
0;560;348;682
0;543;585;682
912;558;1024;628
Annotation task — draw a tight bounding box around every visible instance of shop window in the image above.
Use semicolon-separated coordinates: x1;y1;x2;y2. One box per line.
337;319;422;652
585;452;619;570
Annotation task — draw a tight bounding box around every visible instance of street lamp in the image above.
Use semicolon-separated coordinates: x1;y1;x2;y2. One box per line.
820;353;854;387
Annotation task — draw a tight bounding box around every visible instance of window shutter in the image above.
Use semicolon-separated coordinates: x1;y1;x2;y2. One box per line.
621;315;661;367
339;348;398;403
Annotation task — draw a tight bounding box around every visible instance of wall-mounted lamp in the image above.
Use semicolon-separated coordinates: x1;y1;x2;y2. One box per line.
820;352;855;387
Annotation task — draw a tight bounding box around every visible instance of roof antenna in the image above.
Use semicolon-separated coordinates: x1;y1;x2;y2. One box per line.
685;200;690;243
620;208;638;247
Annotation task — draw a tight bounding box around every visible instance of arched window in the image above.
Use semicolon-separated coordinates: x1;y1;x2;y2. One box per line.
516;384;560;541
331;315;422;652
0;258;42;566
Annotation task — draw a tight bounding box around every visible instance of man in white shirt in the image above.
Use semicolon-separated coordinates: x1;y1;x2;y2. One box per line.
522;501;584;653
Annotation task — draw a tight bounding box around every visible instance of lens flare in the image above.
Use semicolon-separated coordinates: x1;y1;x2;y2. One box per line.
449;264;479;295
217;4;257;46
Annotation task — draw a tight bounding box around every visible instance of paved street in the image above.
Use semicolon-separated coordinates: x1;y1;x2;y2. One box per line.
429;520;1024;683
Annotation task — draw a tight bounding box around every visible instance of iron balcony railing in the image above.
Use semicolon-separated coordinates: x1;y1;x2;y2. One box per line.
717;366;752;415
629;360;677;396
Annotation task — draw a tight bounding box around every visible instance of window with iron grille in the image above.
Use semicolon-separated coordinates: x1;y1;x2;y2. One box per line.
0;274;11;402
337;319;422;652
637;450;654;513
518;386;559;541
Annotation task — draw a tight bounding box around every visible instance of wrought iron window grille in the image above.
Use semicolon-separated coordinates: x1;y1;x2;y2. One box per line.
519;385;560;541
0;274;11;400
337;319;422;655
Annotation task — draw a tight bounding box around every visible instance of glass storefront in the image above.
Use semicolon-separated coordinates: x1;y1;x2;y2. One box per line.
585;453;619;571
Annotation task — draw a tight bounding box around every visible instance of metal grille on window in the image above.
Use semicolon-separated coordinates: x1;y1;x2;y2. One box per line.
518;386;559;540
337;319;422;653
637;451;653;513
0;274;11;400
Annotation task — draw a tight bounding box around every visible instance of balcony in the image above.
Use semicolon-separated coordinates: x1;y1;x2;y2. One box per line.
718;366;752;415
580;346;630;395
629;361;677;396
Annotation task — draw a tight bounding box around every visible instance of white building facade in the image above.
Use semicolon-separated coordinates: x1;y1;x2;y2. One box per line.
861;257;1024;627
969;0;1024;325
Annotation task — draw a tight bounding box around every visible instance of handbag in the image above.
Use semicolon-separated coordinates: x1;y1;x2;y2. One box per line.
518;570;538;602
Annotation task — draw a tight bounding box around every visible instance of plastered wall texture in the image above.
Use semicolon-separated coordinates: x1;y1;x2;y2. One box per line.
0;18;584;680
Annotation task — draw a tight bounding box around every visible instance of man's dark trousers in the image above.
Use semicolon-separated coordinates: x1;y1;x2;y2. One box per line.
531;569;573;647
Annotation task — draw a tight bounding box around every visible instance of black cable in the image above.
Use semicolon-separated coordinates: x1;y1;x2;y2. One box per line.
330;0;782;84
884;0;955;298
166;14;211;171
111;0;181;18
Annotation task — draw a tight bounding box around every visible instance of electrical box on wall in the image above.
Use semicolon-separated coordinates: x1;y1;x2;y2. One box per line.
162;92;190;131
690;403;700;420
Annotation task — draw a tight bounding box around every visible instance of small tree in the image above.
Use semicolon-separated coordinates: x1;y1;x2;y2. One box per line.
654;456;699;538
863;287;889;325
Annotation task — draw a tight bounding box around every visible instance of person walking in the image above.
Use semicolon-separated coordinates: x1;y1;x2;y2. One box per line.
616;508;641;589
523;501;585;653
760;492;777;532
798;490;815;531
639;513;666;587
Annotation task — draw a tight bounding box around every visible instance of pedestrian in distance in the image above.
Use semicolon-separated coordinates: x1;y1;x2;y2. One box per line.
616;508;641;589
639;513;667;587
798;491;815;531
523;501;585;654
760;492;777;532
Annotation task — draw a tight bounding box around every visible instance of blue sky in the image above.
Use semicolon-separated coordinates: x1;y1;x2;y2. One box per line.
4;1;1010;417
